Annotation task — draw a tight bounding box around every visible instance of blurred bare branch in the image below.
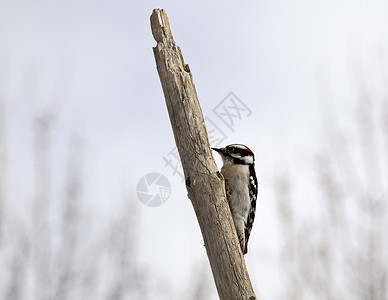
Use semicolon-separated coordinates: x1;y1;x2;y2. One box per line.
276;59;388;300
53;136;84;300
4;226;30;300
0;97;6;243
0;82;154;300
32;109;55;300
104;198;148;300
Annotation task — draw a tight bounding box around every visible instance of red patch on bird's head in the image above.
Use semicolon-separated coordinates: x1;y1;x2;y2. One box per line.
245;148;253;153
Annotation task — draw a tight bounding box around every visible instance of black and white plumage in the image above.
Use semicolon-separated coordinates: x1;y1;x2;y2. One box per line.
212;144;258;255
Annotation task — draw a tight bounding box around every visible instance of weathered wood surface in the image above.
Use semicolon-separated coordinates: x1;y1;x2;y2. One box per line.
150;9;256;300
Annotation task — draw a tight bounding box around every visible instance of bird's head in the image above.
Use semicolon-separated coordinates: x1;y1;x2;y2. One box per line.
212;144;255;166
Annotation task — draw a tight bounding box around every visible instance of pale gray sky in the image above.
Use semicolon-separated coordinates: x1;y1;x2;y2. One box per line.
1;0;388;299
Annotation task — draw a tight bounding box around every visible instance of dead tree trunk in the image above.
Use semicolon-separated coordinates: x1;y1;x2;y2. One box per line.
150;9;256;300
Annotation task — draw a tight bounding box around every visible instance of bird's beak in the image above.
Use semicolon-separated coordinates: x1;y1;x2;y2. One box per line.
212;147;224;153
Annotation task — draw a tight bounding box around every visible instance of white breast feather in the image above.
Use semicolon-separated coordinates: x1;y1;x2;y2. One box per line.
220;164;251;222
